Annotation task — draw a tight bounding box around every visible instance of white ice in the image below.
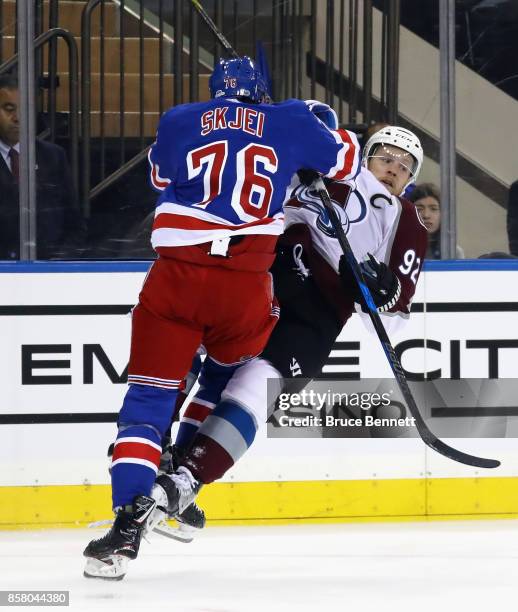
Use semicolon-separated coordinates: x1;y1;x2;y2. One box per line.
1;521;518;612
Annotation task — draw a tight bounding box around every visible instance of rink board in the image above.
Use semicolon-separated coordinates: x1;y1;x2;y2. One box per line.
1;260;518;527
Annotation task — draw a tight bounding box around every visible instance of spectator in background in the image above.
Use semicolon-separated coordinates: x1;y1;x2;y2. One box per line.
408;182;464;259
507;180;518;256
0;74;85;260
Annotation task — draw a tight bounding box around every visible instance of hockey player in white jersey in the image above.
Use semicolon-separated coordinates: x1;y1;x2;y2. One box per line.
150;119;428;538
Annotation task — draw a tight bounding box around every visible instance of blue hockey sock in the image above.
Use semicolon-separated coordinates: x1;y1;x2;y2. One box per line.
111;384;177;507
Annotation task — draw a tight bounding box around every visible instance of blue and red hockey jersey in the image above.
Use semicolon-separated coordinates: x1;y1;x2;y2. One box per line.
148;97;360;248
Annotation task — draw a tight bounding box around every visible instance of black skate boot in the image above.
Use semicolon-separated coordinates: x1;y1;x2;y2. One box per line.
151;445;206;542
148;466;203;542
152;488;206;542
83;495;156;580
177;501;206;530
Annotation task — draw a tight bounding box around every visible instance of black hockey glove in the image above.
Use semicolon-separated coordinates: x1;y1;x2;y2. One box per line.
297;168;320;186
339;253;401;313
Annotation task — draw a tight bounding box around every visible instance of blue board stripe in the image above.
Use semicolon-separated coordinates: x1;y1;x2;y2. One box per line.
0;261;153;273
0;259;518;273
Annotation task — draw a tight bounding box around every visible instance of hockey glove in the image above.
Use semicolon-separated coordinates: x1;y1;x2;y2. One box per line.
339;253;401;313
304;99;339;130
297;168;320;186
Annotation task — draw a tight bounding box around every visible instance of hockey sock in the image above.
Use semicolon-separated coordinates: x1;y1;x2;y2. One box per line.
162;388;189;447
181;398;258;483
175;357;241;453
175;399;213;452
111;426;162;508
111;383;178;507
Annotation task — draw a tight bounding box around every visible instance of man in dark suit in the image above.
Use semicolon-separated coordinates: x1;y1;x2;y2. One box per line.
0;74;85;259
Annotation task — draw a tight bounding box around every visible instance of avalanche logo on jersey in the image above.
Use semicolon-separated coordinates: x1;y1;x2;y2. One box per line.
291;184;351;237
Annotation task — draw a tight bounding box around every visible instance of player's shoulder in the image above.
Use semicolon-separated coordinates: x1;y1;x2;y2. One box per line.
399;196;428;233
273;98;307;109
271;98;313;118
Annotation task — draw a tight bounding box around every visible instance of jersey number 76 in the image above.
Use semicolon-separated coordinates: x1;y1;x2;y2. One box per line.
187;141;279;221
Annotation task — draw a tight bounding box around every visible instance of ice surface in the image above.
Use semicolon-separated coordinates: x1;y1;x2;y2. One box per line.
1;521;518;612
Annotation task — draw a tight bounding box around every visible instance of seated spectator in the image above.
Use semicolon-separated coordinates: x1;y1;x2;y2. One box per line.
408;182;464;259
507;180;518;256
0;74;86;260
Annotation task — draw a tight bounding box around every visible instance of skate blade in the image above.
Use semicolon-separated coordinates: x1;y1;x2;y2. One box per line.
83;555;128;580
153;519;198;543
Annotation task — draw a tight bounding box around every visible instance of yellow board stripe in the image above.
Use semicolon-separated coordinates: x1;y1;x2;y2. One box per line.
1;477;518;529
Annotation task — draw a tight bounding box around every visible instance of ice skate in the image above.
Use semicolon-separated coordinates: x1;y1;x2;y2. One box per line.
152;496;206;542
156;445;206;540
148;466;203;539
108;442;206;541
83;495;156;580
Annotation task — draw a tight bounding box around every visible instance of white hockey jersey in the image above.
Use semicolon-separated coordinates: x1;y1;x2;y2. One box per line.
281;166;428;327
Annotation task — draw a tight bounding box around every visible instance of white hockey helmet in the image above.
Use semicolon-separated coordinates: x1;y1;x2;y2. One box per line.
362;126;423;193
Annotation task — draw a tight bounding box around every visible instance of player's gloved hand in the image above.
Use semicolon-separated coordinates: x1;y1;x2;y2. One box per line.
305;100;339;130
297;168;320;186
339;253;401;313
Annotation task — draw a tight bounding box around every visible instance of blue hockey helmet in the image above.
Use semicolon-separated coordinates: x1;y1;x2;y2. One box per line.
209;56;268;103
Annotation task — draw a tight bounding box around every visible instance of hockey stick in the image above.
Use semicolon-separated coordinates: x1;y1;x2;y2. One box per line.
313;177;500;469
190;0;240;59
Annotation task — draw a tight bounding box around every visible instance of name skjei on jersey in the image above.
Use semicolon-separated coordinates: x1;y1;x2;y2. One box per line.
201;106;265;137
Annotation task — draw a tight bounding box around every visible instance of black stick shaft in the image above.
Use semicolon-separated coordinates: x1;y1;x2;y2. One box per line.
190;0;240;58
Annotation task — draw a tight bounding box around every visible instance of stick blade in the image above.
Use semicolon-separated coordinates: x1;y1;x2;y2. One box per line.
424;435;500;469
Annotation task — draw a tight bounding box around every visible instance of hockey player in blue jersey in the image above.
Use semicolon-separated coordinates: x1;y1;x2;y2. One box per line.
83;57;360;580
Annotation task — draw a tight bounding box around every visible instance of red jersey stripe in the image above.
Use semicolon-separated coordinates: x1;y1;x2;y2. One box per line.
153;213;276;232
329;129;358;181
112;441;162;466
183;401;213;424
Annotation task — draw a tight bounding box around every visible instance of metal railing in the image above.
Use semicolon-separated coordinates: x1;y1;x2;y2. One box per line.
80;0;215;216
307;0;399;128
